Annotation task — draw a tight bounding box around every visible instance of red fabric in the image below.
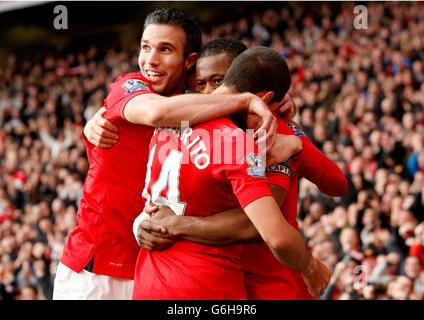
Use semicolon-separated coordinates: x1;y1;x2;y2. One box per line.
60;72;155;279
132;117;273;300
13;170;27;185
410;244;424;270
295;129;348;197
297;65;305;83
242;118;314;299
0;205;13;224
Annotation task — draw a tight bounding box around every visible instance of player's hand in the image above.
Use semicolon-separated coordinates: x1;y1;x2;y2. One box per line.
144;203;159;215
137;219;174;251
246;93;277;150
266;134;303;166
143;204;172;239
301;257;332;298
84;107;119;148
148;205;182;240
277;94;297;120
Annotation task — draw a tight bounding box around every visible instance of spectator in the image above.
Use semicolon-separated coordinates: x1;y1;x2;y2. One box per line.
16;284;39;300
409;222;424;268
387;276;416;300
0;1;423;300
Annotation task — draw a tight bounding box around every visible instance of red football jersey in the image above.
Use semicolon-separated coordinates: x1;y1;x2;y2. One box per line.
242;117;316;300
60;72;156;279
132;117;273;300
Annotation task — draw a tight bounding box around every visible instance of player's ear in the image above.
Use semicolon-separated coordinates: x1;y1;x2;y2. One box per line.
184;52;198;72
261;91;274;104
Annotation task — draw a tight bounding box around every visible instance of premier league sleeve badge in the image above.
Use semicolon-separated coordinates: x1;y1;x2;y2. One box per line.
121;79;150;94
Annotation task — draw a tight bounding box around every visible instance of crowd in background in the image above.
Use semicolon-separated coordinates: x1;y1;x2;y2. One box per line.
0;2;423;300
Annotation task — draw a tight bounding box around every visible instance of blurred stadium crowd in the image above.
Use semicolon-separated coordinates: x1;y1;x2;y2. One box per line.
0;2;423;300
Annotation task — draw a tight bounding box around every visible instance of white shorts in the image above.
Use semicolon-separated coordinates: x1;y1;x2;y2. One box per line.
53;262;134;300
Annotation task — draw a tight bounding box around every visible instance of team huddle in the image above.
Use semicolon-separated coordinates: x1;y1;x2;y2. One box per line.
53;8;347;300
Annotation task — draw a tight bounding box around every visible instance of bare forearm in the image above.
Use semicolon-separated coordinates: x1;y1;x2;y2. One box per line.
155;93;253;126
266;223;312;273
244;196;312;274
169;185;285;246
125;92;253;127
175;208;261;245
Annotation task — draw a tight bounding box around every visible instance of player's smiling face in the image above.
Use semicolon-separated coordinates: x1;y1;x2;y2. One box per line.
139;24;195;96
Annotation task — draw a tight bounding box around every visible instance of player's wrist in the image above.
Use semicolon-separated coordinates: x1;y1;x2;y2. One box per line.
302;256;318;277
243;92;257;112
170;216;188;239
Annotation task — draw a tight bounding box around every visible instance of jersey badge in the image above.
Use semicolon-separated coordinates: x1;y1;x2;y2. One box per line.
244;153;266;178
285;121;306;137
121;79;149;94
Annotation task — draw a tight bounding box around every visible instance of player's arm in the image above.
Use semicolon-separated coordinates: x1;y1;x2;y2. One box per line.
138;155;290;247
180;184;287;245
133;211;175;251
146;184;286;246
296;136;348;197
137;184;285;247
243;195;331;297
266;133;302;166
124;92;276;144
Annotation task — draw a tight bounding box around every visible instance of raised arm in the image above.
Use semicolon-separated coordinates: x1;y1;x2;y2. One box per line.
296;136;348;197
275;96;347;197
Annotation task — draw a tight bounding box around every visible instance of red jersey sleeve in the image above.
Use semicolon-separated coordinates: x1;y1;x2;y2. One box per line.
266;162;291;192
286;120;348;197
104;73;155;122
211;121;273;209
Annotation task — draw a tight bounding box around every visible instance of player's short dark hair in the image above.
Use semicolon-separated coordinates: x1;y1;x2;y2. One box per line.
144;8;202;57
199;38;247;64
223;46;291;103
